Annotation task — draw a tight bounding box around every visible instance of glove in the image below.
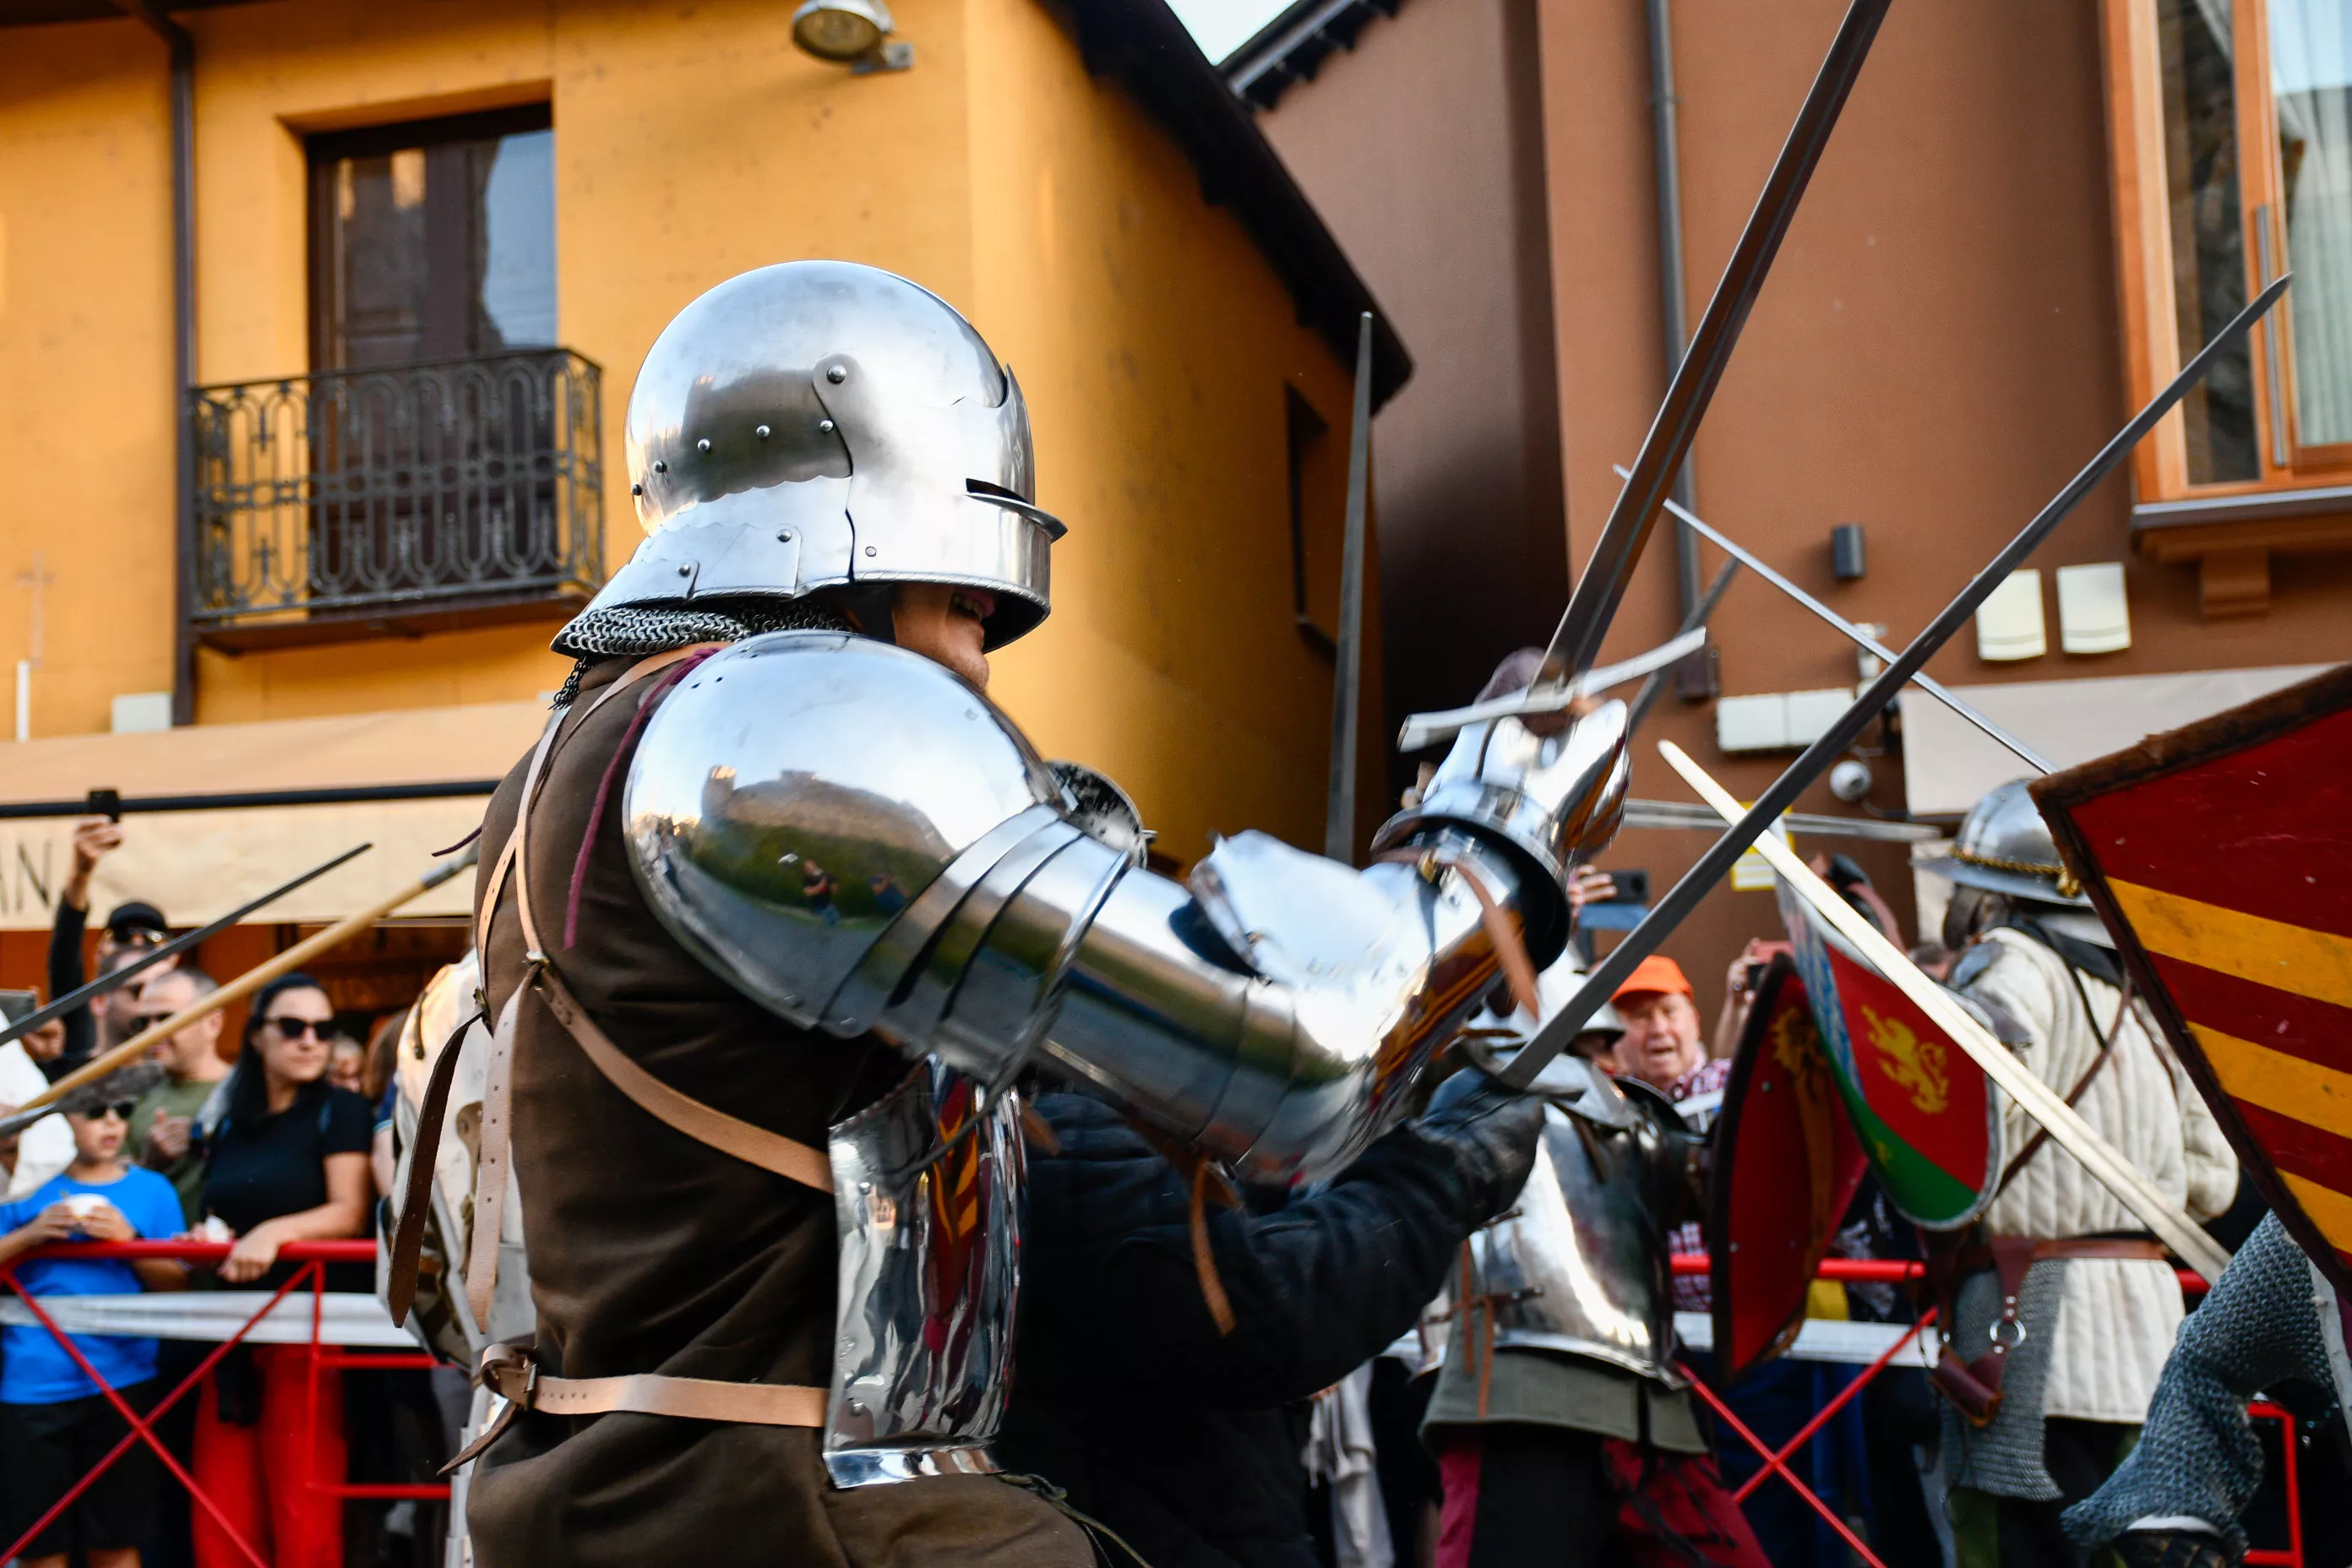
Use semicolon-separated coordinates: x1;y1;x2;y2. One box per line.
2115;1529;2233;1568
1414;1067;1544;1224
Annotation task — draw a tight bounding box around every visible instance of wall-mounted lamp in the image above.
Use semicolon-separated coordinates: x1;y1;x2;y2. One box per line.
792;0;914;72
1831;522;1866;581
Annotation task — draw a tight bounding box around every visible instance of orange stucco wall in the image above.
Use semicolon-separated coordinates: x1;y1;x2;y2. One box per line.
0;0;1375;885
1534;0;2352;1003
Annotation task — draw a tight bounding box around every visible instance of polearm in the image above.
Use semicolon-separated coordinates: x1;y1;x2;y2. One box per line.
1499;274;2292;1091
1325;311;1375;864
0;842;374;1053
1538;0;1895;688
1658;739;2231;1281
16;843;482;1116
1614;465;2050;772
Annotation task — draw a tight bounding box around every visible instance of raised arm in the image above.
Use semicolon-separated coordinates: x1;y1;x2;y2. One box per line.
624;632;1629;1183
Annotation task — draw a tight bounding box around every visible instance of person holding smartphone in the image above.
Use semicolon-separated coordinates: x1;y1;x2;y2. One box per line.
0;1090;190;1568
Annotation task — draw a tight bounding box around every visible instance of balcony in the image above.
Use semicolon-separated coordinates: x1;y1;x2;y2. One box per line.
187;349;605;651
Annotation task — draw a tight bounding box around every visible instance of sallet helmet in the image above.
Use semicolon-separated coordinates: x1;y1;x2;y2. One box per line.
579;260;1063;649
1921;777;2091;907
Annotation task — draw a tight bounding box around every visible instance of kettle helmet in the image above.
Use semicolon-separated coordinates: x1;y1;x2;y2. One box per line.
580;260;1063;649
1922;778;2091;908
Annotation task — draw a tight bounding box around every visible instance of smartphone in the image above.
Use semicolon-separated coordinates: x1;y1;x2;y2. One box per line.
85;788;122;822
1600;868;1649;905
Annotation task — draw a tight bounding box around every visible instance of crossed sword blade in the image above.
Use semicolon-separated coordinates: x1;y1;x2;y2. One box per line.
1497;273;2292;1092
1618;465;2052;775
1396;628;1709;752
1537;0;1897;692
1404;0;1893;749
0;841;373;1053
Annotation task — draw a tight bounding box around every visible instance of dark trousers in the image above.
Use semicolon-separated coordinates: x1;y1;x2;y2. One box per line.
1702;1355;1870;1568
1950;1418;2136;1568
1434;1425;1769;1568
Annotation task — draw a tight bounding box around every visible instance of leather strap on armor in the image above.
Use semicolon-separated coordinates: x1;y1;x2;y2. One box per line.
384;1004;483;1326
1928;1234;2170;1425
1375;846;1542;1020
531;961;834;1190
1995;969;2139;1191
387;645;831;1332
445;1341;825;1472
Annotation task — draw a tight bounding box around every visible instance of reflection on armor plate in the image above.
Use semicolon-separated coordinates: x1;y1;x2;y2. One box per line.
1467;1098;1686;1385
824;1059;1024;1486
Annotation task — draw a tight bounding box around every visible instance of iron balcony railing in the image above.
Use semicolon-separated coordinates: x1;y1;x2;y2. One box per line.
188;349;604;647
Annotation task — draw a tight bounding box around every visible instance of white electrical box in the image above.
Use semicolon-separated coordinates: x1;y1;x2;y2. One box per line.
1716;694;1788;753
1975;569;2046;661
2055;562;2132;654
110;692;172;734
1783;689;1854;745
1717;688;1865;753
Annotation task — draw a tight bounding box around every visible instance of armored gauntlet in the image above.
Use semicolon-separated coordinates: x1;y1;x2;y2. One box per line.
624;632;1629;1181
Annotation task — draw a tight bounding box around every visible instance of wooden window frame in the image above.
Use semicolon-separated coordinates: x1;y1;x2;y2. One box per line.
2100;0;2352;612
304;102;554;373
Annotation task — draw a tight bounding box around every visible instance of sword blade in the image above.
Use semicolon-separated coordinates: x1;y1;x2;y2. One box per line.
1539;0;1895;686
1500;272;2290;1089
0;841;374;1053
1616;465;2052;773
1397;628;1707;752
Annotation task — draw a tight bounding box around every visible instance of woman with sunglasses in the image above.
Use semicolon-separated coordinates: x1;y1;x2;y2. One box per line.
189;972;371;1568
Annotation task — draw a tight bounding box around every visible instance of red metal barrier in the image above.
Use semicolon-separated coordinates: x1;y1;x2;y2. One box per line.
0;1243;2296;1565
0;1239;446;1566
1660;1255;2304;1568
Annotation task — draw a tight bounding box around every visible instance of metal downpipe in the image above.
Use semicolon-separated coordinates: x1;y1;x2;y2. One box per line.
1642;0;1712;700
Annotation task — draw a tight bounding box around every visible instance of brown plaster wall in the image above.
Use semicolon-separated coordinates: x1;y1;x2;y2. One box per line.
1252;0;1568;782
1538;0;2352;1021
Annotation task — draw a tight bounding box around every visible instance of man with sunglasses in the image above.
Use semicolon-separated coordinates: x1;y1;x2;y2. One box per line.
122;967;228;1228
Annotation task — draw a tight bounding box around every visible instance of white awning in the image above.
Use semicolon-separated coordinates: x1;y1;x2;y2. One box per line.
1898;663;2333;817
0;701;547;930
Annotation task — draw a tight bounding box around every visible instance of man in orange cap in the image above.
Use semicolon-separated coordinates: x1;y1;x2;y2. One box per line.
1609;955;1712;1097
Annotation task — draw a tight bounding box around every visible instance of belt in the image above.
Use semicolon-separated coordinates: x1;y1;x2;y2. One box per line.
1955;1234;2170;1274
1927;1233;2171;1427
446;1342;826;1472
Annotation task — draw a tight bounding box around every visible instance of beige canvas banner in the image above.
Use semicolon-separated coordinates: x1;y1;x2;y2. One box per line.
0;798;489;931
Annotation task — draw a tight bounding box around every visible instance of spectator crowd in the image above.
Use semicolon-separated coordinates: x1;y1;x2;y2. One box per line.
0;821;428;1568
0;772;2289;1568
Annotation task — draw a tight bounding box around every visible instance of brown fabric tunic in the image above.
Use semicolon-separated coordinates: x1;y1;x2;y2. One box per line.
466;656;1091;1568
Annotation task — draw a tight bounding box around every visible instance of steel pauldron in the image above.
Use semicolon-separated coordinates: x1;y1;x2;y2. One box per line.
623;632;1631;1181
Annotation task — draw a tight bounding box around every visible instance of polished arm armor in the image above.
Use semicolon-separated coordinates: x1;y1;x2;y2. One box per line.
623;631;1629;1181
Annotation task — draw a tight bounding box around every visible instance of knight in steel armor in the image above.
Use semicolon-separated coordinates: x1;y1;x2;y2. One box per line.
1421;963;1768;1567
411;260;1631;1567
1925;781;2237;1568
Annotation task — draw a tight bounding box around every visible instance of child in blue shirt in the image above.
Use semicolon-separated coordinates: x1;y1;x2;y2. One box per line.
0;1094;188;1568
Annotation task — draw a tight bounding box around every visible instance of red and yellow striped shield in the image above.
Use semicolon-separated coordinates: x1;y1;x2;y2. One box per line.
2034;664;2352;1290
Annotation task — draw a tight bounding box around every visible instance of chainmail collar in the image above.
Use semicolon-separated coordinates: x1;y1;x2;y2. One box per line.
550;597;852;704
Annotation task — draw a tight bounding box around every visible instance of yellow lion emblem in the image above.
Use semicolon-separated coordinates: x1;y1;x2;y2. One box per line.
1862;1005;1949;1115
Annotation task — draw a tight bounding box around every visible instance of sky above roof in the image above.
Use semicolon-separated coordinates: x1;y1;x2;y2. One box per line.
1167;0;1291;65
